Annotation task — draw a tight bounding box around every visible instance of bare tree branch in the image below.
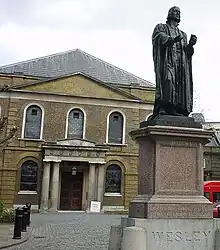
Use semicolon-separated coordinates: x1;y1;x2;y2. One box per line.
0;117;7;131
0;126;17;145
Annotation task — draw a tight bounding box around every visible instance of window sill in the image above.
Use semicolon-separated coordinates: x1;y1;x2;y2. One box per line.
18;191;37;195
105;143;127;147
18;138;44;142
104;193;122;197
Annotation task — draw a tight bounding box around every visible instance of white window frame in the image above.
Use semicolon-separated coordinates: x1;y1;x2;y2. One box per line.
106;110;126;144
65;107;86;139
21;103;44;140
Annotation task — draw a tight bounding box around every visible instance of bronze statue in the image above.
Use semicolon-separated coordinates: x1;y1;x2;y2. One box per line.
151;6;197;119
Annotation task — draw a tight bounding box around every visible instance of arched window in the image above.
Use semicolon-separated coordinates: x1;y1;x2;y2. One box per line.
20;160;38;191
105;164;122;193
24;105;42;139
67;108;84;139
107;111;124;144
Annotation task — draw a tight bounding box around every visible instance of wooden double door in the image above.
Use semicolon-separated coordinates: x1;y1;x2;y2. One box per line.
60;172;83;210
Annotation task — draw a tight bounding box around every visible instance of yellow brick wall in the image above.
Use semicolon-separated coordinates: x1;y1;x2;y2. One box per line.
0;170;17;207
8;99;149;151
0;148;42;207
0;75;154;209
118;86;155;103
23;75;131;100
0;74;41;88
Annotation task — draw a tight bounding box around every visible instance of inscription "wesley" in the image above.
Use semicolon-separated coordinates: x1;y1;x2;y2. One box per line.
152;230;211;243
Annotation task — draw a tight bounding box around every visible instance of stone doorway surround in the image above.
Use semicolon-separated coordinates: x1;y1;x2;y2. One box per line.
40;139;109;211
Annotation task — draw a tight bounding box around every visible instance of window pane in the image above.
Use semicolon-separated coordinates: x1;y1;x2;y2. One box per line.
105;165;121;193
31;109;38;115
204;192;210;200
73;112;79;119
113;115;119;121
213;192;220;203
67;109;84;138
24;105;42;139
20;161;38;191
108;112;123;144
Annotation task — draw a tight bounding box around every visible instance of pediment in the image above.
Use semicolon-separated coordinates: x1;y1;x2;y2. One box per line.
12;72;140;101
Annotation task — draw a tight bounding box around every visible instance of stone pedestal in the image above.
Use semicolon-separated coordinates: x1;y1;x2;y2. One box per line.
120;217;216;250
108;122;218;249
129;125;213;219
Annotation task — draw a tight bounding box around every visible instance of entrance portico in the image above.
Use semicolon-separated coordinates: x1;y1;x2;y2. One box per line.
40;139;108;211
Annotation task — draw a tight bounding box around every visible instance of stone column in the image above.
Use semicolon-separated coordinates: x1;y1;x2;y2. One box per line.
88;163;96;209
50;161;60;211
97;164;105;204
40;161;51;210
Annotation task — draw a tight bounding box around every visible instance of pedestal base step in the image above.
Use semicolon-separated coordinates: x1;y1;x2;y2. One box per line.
129;195;213;219
109;217;218;250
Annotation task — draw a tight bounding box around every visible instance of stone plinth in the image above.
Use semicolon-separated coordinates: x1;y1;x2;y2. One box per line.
120;217;215;250
129;125;213;219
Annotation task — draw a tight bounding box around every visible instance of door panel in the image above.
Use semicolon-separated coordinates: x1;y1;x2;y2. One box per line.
60;172;83;210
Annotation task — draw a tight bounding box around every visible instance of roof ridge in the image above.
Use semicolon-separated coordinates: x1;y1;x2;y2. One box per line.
0;48;79;68
77;49;154;87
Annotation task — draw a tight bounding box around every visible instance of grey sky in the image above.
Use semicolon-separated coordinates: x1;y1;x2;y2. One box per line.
0;0;219;121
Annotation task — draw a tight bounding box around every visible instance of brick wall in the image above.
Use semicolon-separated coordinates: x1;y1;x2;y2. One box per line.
0;74;153;208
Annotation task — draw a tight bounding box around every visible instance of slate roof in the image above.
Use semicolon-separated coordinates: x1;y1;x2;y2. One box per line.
0;49;154;88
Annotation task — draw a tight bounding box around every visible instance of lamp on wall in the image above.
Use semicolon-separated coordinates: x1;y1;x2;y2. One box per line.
71;166;77;175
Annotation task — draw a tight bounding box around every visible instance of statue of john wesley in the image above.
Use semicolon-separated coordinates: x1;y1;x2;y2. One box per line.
151;6;197;119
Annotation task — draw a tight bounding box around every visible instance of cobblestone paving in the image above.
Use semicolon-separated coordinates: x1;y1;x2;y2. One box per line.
8;212;122;250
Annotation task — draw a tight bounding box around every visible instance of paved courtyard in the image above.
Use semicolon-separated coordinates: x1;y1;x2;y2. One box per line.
7;212;122;250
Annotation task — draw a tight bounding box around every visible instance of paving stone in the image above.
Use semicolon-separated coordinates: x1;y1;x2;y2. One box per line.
8;213;122;250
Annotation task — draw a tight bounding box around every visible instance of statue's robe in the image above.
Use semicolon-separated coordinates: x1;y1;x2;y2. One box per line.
152;23;194;118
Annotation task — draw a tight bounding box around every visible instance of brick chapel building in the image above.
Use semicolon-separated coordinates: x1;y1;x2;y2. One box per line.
0;49;155;212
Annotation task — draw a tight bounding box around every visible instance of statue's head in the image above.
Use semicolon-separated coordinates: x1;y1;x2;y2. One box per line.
167;6;181;23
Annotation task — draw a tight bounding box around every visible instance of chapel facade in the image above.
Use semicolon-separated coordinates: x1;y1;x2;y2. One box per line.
0;49;155;212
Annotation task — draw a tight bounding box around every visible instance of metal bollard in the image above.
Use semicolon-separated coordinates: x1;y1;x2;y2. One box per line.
21;206;28;232
26;202;31;227
13;207;23;239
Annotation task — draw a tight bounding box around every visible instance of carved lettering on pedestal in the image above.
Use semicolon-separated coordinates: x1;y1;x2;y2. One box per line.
175;231;183;242
166;232;172;242
152;230;211;243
